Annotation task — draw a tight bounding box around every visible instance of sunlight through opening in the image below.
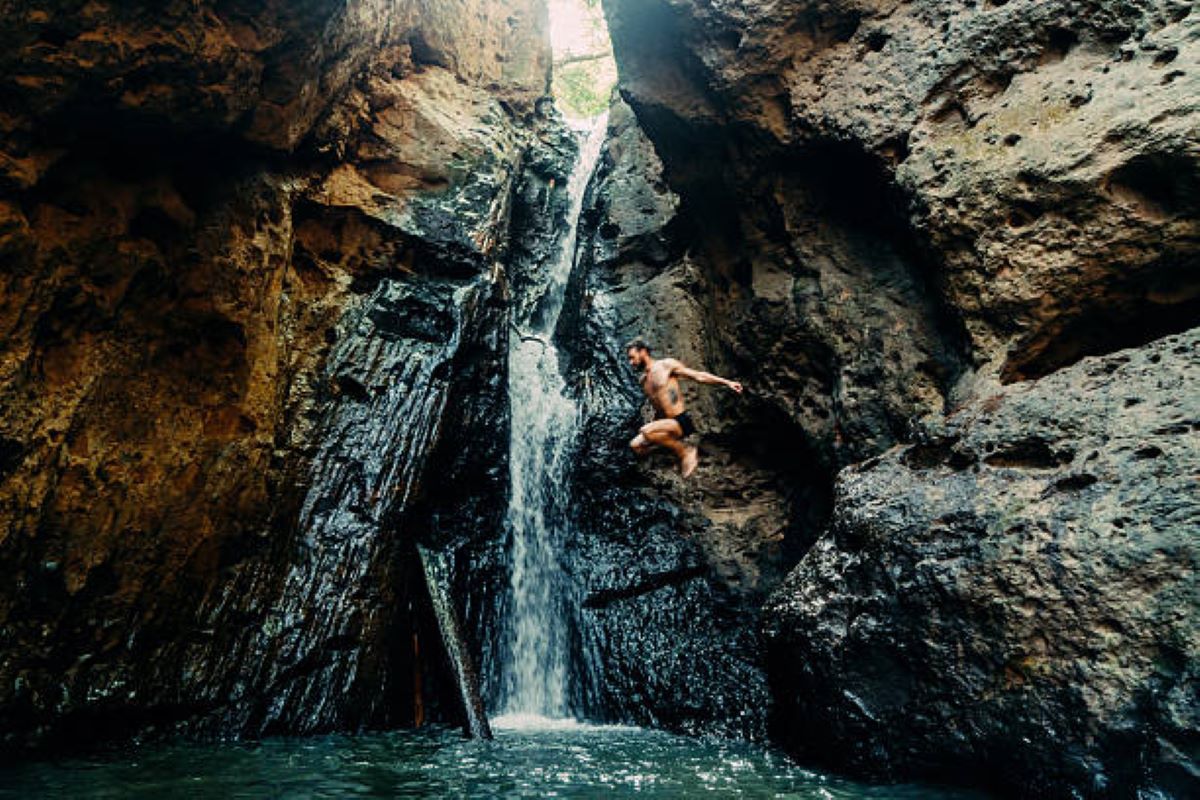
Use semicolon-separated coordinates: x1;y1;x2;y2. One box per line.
548;0;617;120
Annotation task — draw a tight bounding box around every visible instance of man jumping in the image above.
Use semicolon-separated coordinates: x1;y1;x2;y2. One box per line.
626;339;743;478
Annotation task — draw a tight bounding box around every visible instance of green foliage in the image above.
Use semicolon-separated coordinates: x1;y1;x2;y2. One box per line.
553;61;615;119
547;0;616;119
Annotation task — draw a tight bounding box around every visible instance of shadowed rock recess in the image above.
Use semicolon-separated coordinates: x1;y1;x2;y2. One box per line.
0;0;1197;798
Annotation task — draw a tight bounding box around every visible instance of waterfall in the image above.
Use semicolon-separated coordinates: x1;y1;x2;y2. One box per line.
495;115;608;721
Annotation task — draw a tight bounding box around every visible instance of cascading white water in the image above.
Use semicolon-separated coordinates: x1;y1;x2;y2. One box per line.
496;115;608;722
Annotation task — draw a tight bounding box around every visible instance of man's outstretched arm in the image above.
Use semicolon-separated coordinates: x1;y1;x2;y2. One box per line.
669;360;744;393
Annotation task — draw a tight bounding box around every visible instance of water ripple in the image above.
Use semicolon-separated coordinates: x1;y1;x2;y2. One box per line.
0;725;987;799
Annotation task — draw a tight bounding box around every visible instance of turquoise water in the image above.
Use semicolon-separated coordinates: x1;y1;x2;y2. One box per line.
0;717;983;799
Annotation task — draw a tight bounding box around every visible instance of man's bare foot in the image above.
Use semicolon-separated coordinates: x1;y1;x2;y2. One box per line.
680;446;699;478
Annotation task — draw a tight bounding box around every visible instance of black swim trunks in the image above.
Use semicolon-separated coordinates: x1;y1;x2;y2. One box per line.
671;410;697;438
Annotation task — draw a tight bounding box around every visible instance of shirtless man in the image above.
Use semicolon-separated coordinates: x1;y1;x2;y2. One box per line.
626;339;743;478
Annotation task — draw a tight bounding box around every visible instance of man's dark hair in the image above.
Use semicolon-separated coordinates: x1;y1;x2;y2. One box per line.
625;338;651;354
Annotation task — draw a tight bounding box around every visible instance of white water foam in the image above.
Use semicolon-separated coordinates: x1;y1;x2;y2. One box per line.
491;712;637;734
496;114;609;720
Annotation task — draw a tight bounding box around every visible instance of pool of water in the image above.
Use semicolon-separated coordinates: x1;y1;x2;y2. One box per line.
0;716;984;798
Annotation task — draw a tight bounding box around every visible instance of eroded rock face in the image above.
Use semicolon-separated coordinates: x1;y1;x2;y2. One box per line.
764;329;1199;797
604;0;1198;442
0;0;548;155
0;0;550;750
597;0;1200;794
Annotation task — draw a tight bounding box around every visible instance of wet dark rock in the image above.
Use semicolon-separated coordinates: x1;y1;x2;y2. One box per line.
551;100;828;739
179;274;507;738
763;329;1200;798
0;0;550;753
367;289;457;344
505;113;579;329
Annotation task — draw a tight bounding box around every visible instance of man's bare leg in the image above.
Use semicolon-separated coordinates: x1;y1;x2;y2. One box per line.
680;445;699;478
629;433;653;456
639;421;699;478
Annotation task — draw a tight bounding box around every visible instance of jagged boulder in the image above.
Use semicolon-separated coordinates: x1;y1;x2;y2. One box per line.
763;329;1200;797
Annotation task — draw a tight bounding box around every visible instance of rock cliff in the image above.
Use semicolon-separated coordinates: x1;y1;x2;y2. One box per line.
556;99;827;738
0;0;551;750
765;330;1198;796
592;0;1198;795
0;0;1196;795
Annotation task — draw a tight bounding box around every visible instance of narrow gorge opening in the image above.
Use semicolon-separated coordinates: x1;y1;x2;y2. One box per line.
488;0;617;727
547;0;618;122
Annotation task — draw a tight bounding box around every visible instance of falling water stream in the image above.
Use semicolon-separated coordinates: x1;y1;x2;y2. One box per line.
494;115;609;724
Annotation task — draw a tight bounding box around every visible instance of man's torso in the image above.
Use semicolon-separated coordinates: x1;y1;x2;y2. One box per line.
641;360;686;417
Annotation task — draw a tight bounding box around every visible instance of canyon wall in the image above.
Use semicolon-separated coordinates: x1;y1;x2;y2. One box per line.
591;0;1198;795
555;98;823;738
0;0;552;750
0;0;1195;795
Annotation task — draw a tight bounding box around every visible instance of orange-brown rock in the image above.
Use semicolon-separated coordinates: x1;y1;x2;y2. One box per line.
0;0;550;750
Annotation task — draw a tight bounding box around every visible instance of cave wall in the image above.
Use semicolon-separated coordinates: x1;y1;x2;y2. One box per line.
603;0;1197;451
0;0;552;750
595;0;1199;795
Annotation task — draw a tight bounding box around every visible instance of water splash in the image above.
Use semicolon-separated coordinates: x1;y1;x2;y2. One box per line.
496;115;608;718
491;712;636;733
